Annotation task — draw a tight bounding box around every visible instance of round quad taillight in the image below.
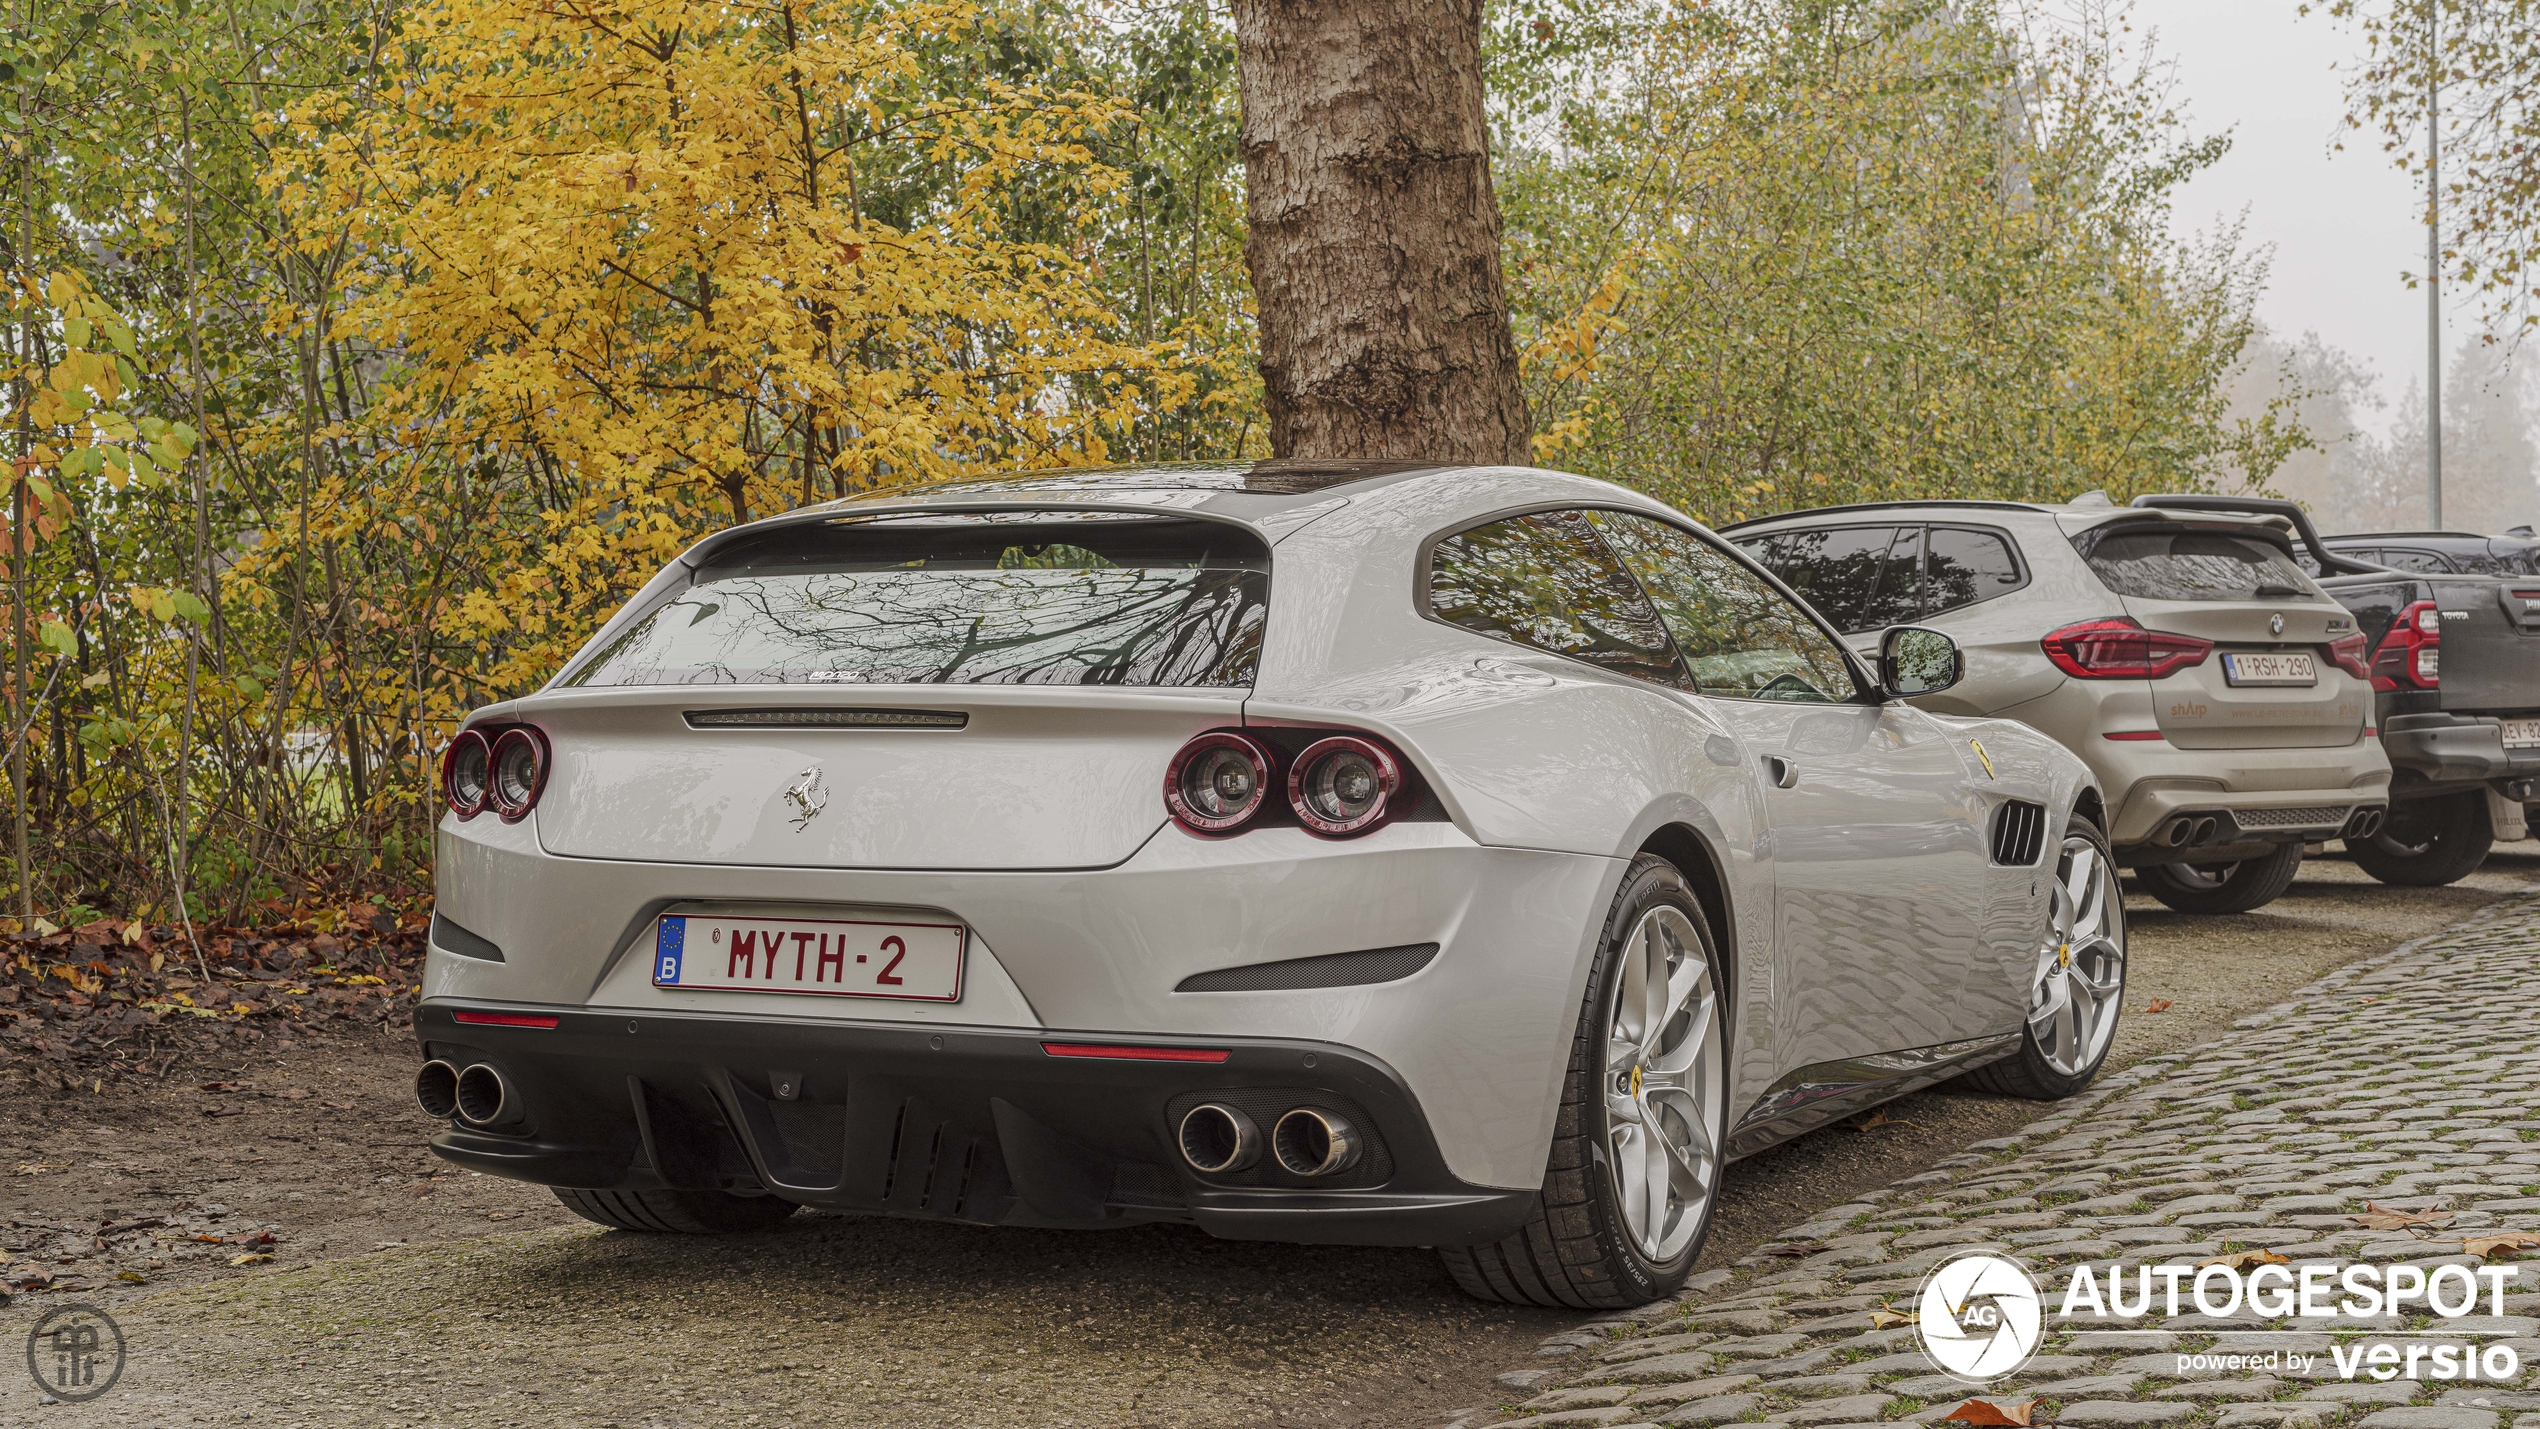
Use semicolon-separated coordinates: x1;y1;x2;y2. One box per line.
442;729;492;819
1287;735;1400;837
1165;732;1273;834
487;727;550;822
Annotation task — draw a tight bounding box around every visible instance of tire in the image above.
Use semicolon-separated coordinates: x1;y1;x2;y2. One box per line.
2346;792;2493;887
1964;814;2126;1100
1439;854;1726;1309
2136;841;2304;914
553;1186;800;1234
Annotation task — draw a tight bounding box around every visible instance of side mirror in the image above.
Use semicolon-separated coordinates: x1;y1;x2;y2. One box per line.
1880;625;1963;698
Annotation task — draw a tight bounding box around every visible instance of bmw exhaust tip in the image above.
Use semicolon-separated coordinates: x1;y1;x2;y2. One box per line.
414;1060;460;1120
1272;1108;1361;1177
2191;816;2220;846
453;1063;523;1129
2347;808;2385;839
1178;1104;1262;1174
2161;818;2194;848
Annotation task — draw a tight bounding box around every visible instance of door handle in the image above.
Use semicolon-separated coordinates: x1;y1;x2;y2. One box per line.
1764;755;1799;789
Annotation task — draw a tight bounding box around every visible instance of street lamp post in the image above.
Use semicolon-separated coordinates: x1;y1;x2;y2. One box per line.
2427;0;2443;529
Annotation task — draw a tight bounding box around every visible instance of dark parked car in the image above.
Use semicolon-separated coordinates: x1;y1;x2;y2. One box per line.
2317;528;2540;578
2137;497;2540;885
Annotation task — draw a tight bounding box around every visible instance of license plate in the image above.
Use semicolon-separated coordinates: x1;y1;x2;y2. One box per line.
2222;652;2318;687
652;914;964;1002
2504;718;2540;750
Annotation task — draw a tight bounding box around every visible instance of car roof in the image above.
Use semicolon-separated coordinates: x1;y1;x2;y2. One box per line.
2323;531;2513;544
809;459;1456;513
1717;498;2292;539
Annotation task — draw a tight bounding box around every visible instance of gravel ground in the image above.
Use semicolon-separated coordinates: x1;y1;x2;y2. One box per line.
4;849;2534;1426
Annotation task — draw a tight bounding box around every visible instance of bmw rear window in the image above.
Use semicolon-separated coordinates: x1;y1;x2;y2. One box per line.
560;515;1269;687
2074;526;2316;602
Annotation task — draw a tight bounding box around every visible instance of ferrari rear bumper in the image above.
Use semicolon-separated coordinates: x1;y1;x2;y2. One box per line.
416;1001;1538;1247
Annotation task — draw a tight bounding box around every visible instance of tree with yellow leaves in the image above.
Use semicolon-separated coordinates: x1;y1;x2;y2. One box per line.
272;0;1188;691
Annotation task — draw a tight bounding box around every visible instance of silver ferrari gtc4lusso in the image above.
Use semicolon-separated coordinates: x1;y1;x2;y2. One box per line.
416;460;2122;1308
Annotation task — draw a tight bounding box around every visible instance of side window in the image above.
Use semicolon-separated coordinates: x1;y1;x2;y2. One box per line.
1592;512;1862;703
1426;510;1688;687
2378;547;2454;574
1924;527;2025;617
1739;525;1917;633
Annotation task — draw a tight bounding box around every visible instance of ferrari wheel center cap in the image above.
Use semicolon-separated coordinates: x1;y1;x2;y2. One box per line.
2057;943;2072;969
1630;1064;1644;1098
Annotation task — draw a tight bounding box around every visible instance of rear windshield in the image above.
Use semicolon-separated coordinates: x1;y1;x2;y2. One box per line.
2075;526;2316;602
560;516;1270;687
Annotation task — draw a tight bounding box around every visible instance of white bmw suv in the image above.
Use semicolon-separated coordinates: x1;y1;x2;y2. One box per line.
1727;496;2393;913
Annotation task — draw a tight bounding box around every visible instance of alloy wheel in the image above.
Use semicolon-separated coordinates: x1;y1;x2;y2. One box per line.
1602;905;1724;1263
2029;833;2126;1076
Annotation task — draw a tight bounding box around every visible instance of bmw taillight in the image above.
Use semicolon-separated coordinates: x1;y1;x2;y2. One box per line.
2370;600;2441;691
1165;731;1273;834
1288;735;1401;837
2327;632;2371;680
487;726;552;822
442;729;492;819
2040;617;2214;680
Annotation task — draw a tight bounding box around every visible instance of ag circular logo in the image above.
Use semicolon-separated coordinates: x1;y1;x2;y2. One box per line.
25;1303;126;1403
1916;1251;2044;1382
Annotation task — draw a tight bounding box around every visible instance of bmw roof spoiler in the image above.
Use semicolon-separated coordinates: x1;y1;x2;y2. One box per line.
2127;494;2393;578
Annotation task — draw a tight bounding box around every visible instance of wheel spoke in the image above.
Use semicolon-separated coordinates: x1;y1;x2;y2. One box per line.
1610;1124;1650;1246
2028;963;2072;1040
1641;1118;1672;1253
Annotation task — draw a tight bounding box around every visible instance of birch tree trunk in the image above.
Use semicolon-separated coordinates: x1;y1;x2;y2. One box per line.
1231;0;1531;464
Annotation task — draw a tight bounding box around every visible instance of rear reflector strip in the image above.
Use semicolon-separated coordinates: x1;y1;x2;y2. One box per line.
1041;1042;1231;1063
2103;731;2166;741
685;708;967;730
452;1011;562;1029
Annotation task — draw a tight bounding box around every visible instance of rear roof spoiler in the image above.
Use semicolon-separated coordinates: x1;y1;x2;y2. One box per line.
2127;494;2394;577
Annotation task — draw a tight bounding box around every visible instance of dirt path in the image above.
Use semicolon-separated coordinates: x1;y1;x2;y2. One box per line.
5;849;2534;1426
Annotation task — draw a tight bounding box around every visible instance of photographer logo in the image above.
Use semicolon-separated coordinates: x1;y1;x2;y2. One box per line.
1918;1252;2044;1382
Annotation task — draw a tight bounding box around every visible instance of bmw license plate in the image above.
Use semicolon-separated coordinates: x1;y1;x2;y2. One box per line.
2503;719;2540;749
652;914;965;1002
2221;652;2317;687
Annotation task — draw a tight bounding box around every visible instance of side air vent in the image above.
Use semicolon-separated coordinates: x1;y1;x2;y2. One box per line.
1989;801;2048;867
684;708;967;730
430;910;505;962
1174;943;1440;994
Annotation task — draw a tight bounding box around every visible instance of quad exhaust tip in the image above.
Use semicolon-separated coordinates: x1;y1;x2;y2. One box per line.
414;1060;460;1120
1272;1108;1361;1178
2162;815;2223;848
1177;1103;1261;1175
452;1062;524;1128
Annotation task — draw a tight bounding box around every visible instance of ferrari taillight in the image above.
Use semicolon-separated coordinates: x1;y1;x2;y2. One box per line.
1164;731;1273;835
442;730;492;819
1288;735;1401;837
486;726;552;822
2041;617;2214;680
2370;600;2441;691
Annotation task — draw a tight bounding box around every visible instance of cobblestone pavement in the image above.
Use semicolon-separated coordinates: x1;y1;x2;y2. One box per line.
1448;894;2540;1429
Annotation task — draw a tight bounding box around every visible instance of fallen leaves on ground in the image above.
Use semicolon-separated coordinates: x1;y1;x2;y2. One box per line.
1848;1109;1918;1132
1938;1399;2035;1426
2;915;426;1092
1868;1308;1913;1329
227;1252;272;1266
2350;1201;2456;1232
2463;1233;2540;1259
2200;1249;2290;1270
2141;998;2172;1013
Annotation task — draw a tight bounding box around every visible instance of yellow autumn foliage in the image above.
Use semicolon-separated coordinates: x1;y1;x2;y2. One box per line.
268;0;1190;693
